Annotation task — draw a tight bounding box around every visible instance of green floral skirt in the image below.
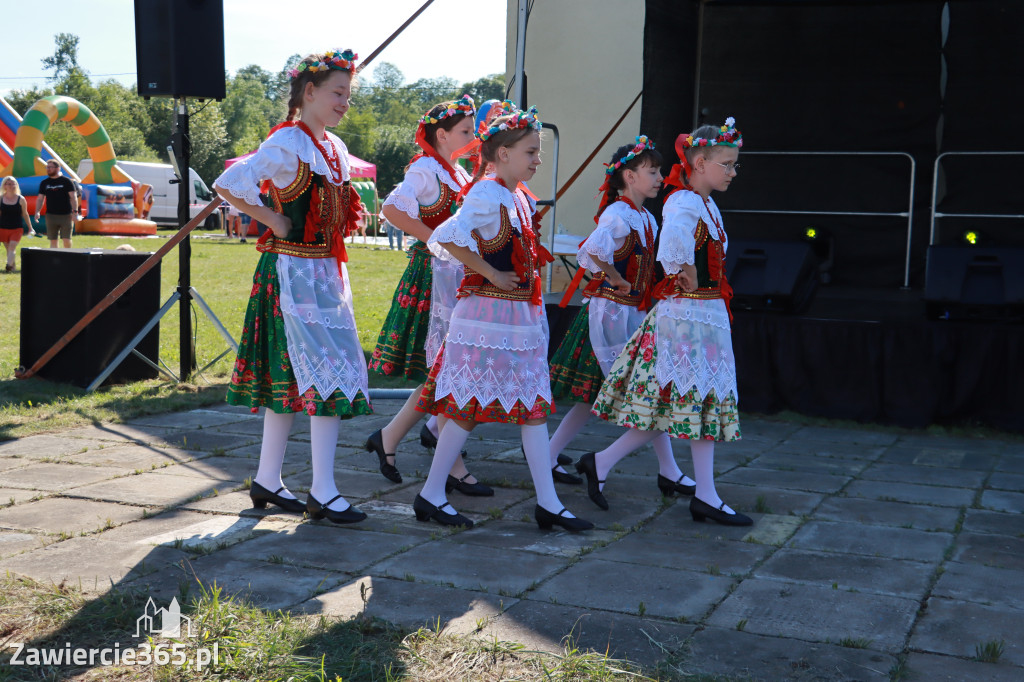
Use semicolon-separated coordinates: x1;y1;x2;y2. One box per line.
591;312;740;441
226;252;372;418
368;241;432;382
549;302;604;404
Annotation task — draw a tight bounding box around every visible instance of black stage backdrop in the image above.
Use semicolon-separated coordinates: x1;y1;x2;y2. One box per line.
638;0;1024;431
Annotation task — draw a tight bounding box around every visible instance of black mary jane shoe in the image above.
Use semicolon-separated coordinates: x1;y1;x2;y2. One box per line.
689;497;753;526
446;473;495;497
521;447;574;468
413;494;474;528
249;482;306;514
574;452;609;510
365;429;402;483
657;474;696;497
307;494;367;524
552;466;583;485
535;505;594;532
419;423;438;449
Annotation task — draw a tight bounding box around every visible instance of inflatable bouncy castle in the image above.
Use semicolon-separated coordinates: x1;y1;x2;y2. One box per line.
0;95;156;236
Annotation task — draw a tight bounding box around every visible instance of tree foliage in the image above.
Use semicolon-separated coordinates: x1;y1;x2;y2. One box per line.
6;35;504;194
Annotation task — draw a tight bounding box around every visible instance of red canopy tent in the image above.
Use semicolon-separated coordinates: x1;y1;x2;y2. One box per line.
224;150;376;181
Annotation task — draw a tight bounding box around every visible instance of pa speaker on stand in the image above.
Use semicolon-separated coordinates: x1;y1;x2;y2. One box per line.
135;0;225;100
725;240;819;314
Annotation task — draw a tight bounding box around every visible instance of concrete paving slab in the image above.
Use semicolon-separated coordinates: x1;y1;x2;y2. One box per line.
994;453;1024;473
139;515;272;553
0;462;126;492
207;416;301;437
94;508;232;543
442;518;618;557
0;496;147;535
0;434;111;459
212;523;416;573
980;489;1024;513
590;528;772;576
951;532;1024;571
124;408;258;430
961;508;1022;536
746;451;870;476
710;483;824;516
988;471;1024;491
772;440;887;461
340;499;473;538
1;537;188;590
58;423;179;444
369;539;568;596
859;461;988;488
842;479;975;507
66;443;200;471
911;597;1024;666
813;497;962;532
932;562;1024;610
879;445;998;470
69;471;225;507
290;467;415;502
789;425;899;446
144;429;259;453
738;514;803;547
0;531;45;558
707;579;918;653
0;458;30;472
530;556;734;621
903;651;1024;681
0;487;46;505
299;574;515;635
788;520;951;563
642;506;765;542
755;548;934;599
718;467;851;494
737;418;802;442
892;434;1009;454
226;439;320;460
151;455;263;482
682;625;895;681
127;555;347;611
504;491;658;531
483;599;695;667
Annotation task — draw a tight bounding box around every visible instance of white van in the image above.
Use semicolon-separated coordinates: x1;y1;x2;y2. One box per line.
77;159;221;230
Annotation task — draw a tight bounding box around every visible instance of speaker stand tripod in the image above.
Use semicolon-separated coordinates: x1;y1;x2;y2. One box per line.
86;285;237;392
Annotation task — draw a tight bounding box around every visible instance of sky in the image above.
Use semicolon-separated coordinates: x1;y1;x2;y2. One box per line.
1;0;508;97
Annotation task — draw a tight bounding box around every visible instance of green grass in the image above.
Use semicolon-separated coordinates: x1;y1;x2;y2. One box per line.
0;232;415;440
0;575;659;681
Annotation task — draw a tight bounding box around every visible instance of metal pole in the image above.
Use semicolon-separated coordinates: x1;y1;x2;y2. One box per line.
513;0;528;105
175;97;194;382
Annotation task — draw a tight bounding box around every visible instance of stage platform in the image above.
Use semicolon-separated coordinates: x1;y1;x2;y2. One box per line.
545;287;1023;433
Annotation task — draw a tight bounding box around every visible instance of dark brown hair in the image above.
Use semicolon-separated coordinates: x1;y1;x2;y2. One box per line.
598;142;663;216
469;115;539;184
421;101;472;148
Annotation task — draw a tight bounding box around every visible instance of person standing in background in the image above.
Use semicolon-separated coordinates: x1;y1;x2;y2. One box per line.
34;160;78;249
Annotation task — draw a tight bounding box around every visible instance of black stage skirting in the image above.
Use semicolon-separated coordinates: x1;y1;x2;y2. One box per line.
547;288;1024;433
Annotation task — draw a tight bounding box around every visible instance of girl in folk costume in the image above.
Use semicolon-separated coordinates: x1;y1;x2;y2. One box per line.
548;137;698;502
364;96;493;495
215;50;370;525
414;106;593;531
587;118;752;526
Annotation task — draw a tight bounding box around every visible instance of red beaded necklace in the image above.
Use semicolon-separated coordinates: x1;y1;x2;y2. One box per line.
294;120;343;184
700;195;725;238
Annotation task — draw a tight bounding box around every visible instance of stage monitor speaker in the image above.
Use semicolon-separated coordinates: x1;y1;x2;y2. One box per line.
726;240;819;314
924;245;1024;320
135;0;226;100
20;248;161;388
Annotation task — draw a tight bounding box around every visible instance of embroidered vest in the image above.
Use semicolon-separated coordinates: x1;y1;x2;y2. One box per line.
257;163;351;258
419;177;460;230
458;205;540;303
657;218;726;300
583;228;657;307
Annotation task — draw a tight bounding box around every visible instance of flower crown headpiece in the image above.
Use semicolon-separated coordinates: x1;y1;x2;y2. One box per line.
477;104;541;142
605;135;655;176
679;116;743;150
420;94;476;125
288;49;358;79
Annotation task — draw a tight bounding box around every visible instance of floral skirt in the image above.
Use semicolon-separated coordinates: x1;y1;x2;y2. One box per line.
416;342;554;424
591;312;740;441
368;241;433;382
549;302;604;404
226;252;372;418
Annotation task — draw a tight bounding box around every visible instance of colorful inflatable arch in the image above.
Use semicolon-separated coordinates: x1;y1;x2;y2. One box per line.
0;95;156;235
